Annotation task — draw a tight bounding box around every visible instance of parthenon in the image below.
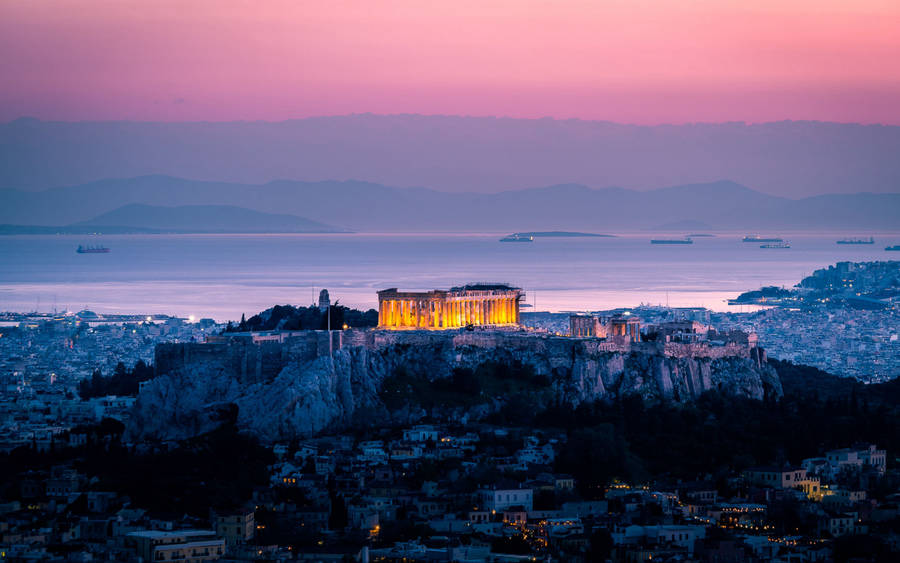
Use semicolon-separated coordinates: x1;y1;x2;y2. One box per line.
377;284;523;329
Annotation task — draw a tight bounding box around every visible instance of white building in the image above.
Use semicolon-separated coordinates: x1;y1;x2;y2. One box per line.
478;487;533;512
826;444;887;476
403;425;439;443
125;530;225;562
743;466;808;489
612;525;706;554
358;440;388;463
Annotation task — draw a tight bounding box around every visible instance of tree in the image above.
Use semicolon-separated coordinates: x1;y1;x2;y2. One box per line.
78;361;155;399
328;492;348;530
587;528;613;562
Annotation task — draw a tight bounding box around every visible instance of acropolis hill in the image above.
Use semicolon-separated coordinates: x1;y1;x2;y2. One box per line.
129;327;780;443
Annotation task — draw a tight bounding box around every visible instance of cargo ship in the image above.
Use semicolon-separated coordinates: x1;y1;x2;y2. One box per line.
760;241;790;249
499;234;534;242
836;237;874;244
886;245;900;251
76;245;110;254
650;238;693;245
743;235;783;243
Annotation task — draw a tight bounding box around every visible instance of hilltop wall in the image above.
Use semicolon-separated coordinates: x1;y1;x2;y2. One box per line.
131;330;781;443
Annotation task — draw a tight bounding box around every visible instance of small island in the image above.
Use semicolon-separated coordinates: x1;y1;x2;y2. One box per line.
506;231;615;238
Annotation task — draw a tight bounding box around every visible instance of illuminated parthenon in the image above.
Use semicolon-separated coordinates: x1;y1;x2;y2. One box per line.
377;284;523;329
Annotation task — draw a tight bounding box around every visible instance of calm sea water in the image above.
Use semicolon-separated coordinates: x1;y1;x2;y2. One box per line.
1;233;898;321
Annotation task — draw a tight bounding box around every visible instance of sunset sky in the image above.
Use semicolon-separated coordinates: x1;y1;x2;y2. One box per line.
2;0;899;124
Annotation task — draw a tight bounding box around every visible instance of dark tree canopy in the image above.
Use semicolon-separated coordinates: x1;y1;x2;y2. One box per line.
225;303;378;333
78;360;155;399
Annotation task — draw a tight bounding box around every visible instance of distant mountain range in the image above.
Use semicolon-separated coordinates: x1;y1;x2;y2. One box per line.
1;175;897;232
3;115;900;198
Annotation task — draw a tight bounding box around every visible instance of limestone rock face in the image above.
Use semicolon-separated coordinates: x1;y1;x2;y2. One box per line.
127;330;781;443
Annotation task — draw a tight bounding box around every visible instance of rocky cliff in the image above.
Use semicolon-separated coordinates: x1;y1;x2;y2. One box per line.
126;330;781;443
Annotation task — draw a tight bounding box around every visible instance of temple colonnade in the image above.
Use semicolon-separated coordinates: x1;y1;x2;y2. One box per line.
377;285;522;329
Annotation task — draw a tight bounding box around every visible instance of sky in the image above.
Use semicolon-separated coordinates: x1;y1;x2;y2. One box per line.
1;0;900;124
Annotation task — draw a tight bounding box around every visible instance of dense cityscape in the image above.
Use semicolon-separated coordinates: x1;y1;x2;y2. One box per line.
0;262;897;561
4;1;900;560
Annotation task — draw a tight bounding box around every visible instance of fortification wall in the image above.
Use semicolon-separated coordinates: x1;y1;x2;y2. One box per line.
140;328;781;442
663;342;751;359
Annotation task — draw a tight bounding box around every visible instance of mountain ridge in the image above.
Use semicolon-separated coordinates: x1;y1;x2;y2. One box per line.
3;115;900;197
1;176;897;232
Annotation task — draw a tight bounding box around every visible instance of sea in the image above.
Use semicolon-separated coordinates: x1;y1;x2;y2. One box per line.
1;233;898;322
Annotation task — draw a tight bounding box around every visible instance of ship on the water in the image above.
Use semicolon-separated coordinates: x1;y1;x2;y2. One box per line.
760;241;790;249
650;238;693;245
76;245;110;254
837;237;875;244
499;234;534;242
743;235;783;243
886;245;900;251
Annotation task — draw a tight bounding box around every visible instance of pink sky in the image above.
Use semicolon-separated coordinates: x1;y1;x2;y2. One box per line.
2;0;899;124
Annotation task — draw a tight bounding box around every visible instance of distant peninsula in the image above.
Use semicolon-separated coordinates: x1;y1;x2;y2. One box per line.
0;204;348;235
0;225;162;235
730;261;899;310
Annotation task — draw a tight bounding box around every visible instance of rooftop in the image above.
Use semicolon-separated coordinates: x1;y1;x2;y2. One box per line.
126;529;217;540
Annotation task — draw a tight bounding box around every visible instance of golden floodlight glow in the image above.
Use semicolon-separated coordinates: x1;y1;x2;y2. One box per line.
377;284;523;330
